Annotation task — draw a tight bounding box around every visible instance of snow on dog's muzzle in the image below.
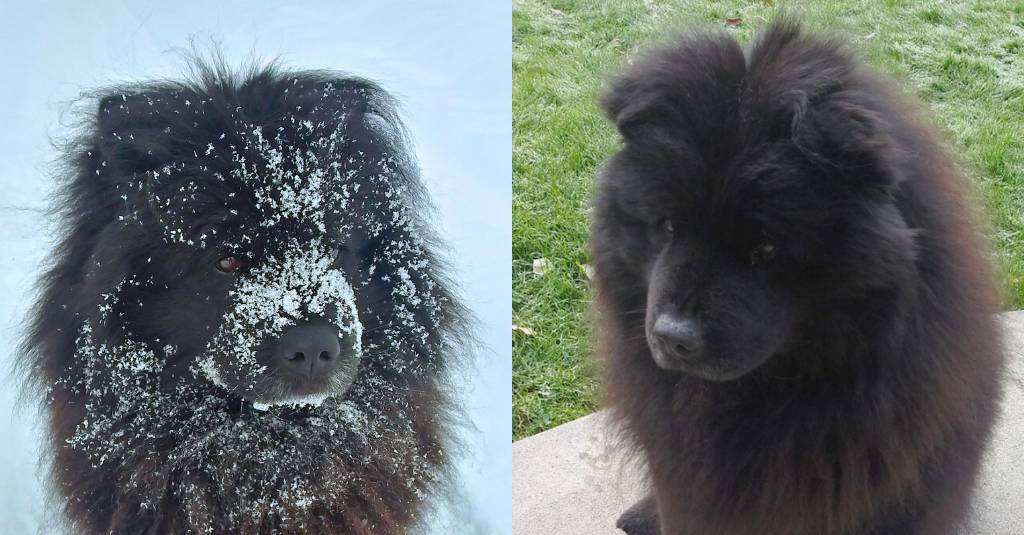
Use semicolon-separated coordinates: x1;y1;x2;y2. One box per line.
198;242;363;408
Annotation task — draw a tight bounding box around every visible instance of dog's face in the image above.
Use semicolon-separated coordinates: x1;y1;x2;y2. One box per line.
41;72;457;525
86;79;441;407
597;142;824;381
594;33;917;381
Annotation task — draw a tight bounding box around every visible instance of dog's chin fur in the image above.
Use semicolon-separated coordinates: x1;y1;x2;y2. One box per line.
592;20;1005;535
656;355;766;382
22;58;469;535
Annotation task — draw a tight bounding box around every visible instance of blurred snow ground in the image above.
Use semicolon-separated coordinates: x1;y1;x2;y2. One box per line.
0;1;511;533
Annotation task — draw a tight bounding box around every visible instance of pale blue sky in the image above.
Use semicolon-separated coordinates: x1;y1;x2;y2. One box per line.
0;1;510;532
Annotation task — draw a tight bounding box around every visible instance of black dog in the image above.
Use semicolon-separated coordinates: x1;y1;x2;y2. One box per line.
592;20;1004;535
23;60;467;534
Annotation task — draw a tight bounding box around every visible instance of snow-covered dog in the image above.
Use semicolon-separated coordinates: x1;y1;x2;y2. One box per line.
24;60;468;534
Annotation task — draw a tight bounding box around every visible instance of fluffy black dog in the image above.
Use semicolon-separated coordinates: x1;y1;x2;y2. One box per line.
23;60;466;534
592;20;1005;535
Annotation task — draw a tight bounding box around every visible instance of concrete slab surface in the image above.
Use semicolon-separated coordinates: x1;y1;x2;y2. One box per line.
512;311;1024;534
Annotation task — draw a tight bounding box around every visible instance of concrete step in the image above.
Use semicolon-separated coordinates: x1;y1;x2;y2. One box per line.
512;311;1024;534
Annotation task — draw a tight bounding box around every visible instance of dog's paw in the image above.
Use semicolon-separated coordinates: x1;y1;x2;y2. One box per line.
616;496;660;535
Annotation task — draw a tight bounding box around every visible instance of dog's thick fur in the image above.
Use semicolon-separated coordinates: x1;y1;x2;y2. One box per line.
23;60;466;534
592;21;1005;535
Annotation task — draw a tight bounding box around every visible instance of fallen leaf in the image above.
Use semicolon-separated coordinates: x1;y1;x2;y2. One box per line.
580;263;595;280
533;258;550;275
513;325;536;336
726;16;743;27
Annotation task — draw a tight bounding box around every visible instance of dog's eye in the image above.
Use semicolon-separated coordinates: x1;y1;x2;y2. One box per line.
650;219;674;244
750;242;776;265
215;255;247;273
329;246;347;267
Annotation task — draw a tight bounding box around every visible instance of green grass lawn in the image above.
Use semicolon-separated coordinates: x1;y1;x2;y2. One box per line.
512;0;1024;440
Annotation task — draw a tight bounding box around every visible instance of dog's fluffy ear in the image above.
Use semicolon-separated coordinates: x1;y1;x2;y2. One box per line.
747;19;902;190
601;32;745;143
95;90;190;174
802;94;900;188
97;92;155;131
321;84;369;134
273;76;371;129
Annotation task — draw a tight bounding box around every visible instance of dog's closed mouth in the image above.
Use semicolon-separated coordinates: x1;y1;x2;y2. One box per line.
252;392;332;412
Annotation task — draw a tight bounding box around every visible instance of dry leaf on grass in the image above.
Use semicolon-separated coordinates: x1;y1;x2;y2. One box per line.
580;263;595;280
533;258;550;275
725;17;743;27
513;324;536;336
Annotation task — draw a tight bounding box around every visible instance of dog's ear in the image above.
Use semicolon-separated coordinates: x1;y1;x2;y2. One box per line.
323;86;369;135
97;93;151;132
798;94;902;190
601;76;649;141
273;76;370;130
602;34;745;143
601;81;674;142
95;90;188;174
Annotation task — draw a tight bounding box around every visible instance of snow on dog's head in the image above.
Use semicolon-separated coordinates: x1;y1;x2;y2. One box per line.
30;61;466;532
190;118;370;408
82;75;447;408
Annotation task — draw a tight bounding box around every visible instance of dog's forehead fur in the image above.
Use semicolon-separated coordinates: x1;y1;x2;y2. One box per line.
101;78;393;258
603;22;861;155
601;23;894;252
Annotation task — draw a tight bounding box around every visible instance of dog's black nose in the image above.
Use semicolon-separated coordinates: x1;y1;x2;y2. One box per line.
275;324;342;380
652;314;703;360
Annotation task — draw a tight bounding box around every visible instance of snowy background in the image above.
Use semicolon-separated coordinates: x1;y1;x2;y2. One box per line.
0;1;510;533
